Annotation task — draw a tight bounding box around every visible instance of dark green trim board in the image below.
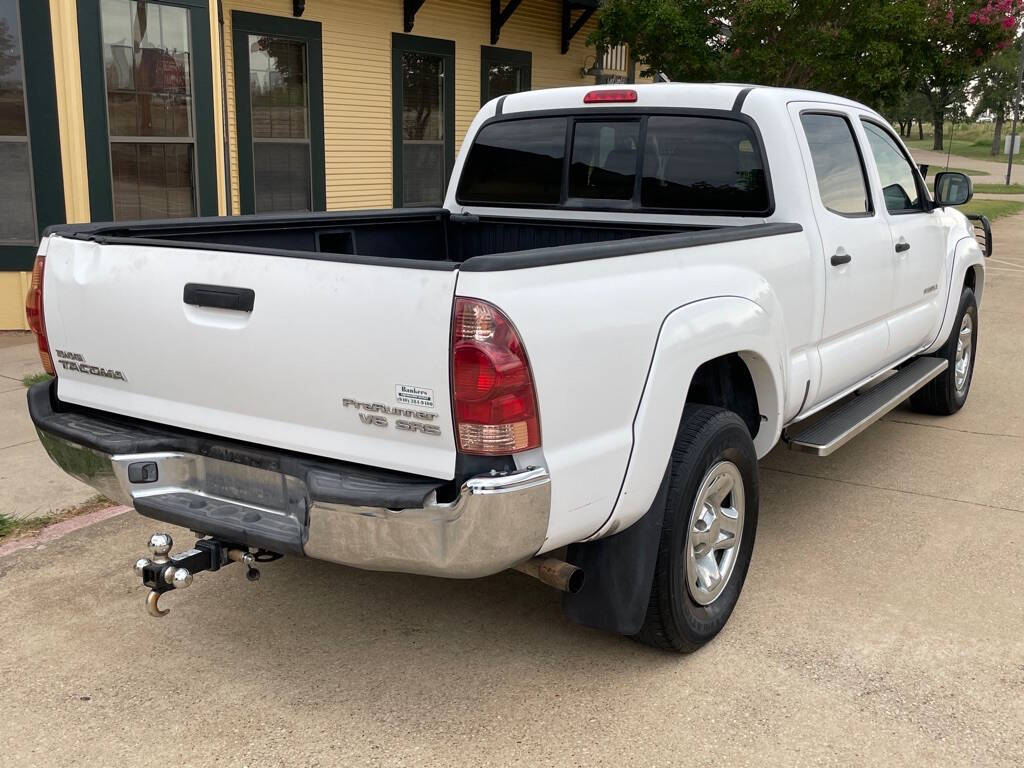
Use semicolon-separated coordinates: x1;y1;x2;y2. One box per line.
232;11;325;215
480;45;531;106
392;33;456;208
77;0;219;222
1;1;66;271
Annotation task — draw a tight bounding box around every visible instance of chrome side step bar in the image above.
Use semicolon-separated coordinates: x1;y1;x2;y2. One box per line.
786;357;948;456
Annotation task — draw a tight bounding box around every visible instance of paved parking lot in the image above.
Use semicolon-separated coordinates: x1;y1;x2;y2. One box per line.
2;218;1023;767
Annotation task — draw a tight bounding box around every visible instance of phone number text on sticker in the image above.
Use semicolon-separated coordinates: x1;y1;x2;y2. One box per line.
396;384;434;409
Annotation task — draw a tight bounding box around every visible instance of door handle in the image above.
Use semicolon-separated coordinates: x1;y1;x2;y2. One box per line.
183;283;256;312
895;241;911;253
830;251;852;266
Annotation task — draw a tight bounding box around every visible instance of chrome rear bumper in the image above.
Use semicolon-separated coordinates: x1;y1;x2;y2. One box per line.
34;427;550;579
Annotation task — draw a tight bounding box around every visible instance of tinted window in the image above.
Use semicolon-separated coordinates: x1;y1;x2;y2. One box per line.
569;120;639;200
861;121;921;212
457;118;566;204
800;114;870;215
640;117;768;212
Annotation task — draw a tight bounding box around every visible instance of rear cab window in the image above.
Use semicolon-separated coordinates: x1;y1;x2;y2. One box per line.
799;113;872;217
456;112;772;215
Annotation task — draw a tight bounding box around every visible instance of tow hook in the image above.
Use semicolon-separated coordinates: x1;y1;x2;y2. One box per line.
132;533;280;617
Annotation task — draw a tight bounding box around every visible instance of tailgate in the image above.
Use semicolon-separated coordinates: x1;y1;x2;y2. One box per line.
41;235;458;479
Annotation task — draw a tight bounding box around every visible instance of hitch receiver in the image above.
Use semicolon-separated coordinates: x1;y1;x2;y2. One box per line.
132;533;277;617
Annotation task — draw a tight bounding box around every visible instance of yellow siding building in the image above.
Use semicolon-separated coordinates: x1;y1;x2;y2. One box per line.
0;0;634;329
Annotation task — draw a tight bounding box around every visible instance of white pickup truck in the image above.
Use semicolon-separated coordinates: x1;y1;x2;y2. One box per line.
27;83;988;652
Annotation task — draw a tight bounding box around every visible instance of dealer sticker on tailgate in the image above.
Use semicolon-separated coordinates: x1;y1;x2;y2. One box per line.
396;384;434;409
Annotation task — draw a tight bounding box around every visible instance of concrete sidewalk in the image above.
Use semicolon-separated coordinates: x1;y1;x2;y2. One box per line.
0;332;94;521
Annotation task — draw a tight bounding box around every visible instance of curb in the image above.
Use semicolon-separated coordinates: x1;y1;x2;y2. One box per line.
0;505;132;558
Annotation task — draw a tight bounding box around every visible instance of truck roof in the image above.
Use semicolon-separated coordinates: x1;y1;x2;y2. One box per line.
496;82;877;117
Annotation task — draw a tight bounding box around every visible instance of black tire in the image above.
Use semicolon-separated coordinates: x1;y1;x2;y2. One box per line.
910;286;978;415
634;404;759;653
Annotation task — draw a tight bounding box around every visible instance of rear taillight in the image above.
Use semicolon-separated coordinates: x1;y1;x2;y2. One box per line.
451;298;540;455
25;255;54;376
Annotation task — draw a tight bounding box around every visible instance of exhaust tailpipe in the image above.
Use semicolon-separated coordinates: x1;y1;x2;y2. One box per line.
514;557;585;593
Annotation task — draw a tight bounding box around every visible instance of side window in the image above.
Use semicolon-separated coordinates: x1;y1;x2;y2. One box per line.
800;113;871;216
861;121;922;212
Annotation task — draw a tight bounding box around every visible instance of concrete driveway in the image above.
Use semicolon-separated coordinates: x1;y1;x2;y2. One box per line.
2;222;1023;768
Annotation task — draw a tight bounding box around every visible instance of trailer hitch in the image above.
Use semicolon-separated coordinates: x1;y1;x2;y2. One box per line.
132;533;280;617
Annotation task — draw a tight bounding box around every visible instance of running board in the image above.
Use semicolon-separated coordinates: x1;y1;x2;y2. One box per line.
786;357;948;456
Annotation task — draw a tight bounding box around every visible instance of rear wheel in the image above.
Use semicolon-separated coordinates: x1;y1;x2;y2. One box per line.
635;404;759;653
910;286;977;415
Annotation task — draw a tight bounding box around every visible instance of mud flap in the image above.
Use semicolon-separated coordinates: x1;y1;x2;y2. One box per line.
561;466;670;636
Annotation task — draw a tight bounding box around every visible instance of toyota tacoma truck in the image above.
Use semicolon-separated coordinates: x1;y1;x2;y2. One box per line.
26;84;989;652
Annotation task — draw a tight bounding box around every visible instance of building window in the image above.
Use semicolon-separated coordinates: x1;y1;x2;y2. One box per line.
101;0;197;220
248;36;310;212
0;0;37;244
232;11;324;215
480;46;531;106
0;0;63;270
80;0;217;222
392;34;454;208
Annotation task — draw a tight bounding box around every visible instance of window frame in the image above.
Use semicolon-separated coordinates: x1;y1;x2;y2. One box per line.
479;45;531;107
859;117;931;216
232;11;325;215
455;107;775;218
392;33;455;209
798;109;875;220
79;0;217;221
0;0;64;271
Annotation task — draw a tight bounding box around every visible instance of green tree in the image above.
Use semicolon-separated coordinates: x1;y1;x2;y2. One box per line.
970;41;1022;153
590;0;1022;136
914;1;1021;150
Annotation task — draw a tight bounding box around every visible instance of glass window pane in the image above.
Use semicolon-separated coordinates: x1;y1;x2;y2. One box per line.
249;36;307;140
0;142;35;241
401;52;442;142
569;120;639;200
400;51;445;205
253;141;310;213
641;116;769;213
800;114;870;216
112;142;195;220
457;117;566;205
402;142;443;207
0;0;35;242
0;0;27;136
862;121;921;212
101;0;194;138
487;63;522;100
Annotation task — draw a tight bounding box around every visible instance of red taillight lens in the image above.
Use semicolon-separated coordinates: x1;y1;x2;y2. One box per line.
452;298;540;455
583;89;637;103
25;255;54;376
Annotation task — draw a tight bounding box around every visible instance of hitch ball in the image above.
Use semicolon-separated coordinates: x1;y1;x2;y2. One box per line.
133;558;152;577
148;533;173;562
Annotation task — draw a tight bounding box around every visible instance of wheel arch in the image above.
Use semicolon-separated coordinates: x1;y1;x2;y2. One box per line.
588;296;786;541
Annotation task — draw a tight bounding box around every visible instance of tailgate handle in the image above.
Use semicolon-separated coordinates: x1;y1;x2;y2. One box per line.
183;283;255;312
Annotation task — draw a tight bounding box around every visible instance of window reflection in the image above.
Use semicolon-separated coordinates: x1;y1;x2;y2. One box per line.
101;0;196;219
0;0;37;242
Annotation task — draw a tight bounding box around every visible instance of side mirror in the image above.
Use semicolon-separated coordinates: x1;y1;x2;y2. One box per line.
934;171;973;207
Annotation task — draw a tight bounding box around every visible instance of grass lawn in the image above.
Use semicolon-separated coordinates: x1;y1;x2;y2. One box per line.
972;183;1024;195
0;495;112;543
923;165;986;177
954;199;1024;221
904;122;1019;163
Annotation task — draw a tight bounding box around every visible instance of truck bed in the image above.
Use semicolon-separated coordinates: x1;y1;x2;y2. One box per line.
46;208;701;268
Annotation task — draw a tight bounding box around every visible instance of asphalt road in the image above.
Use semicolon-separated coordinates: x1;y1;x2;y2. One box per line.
2;219;1023;767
